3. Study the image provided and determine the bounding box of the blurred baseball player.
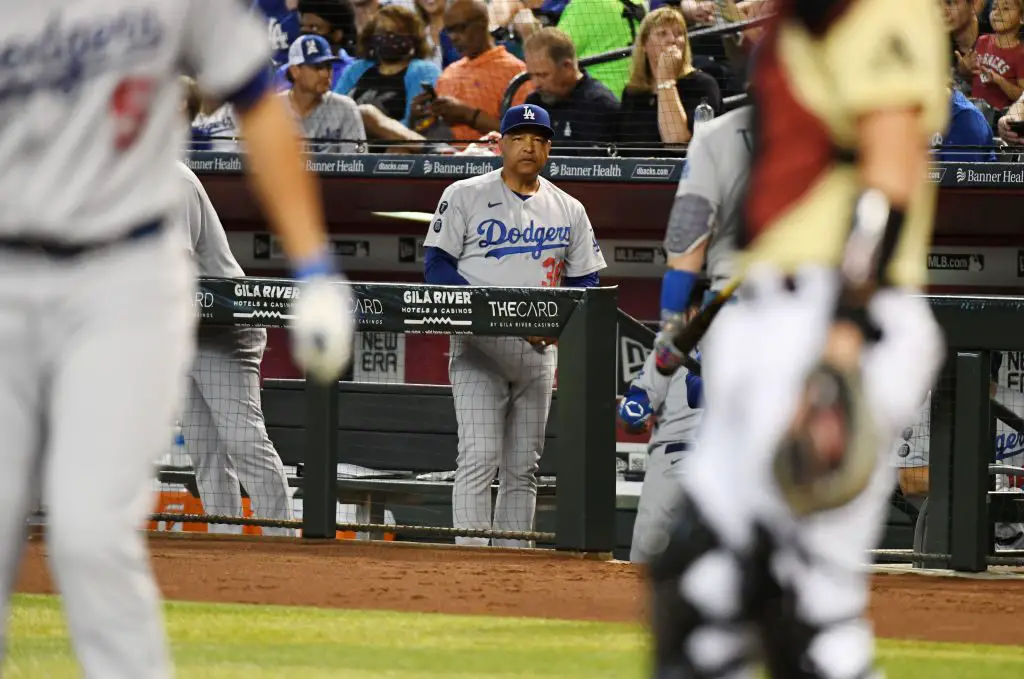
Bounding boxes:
[653,104,752,376]
[0,3,353,678]
[619,277,708,564]
[648,1,948,677]
[423,104,607,548]
[175,147,295,537]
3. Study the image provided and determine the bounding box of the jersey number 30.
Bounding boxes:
[541,257,565,287]
[110,78,156,152]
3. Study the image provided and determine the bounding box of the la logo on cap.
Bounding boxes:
[522,106,535,120]
[305,39,319,54]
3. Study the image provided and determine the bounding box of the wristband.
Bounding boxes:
[292,250,335,281]
[661,269,698,316]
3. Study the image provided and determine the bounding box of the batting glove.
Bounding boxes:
[289,255,355,384]
[617,387,654,435]
[654,314,686,376]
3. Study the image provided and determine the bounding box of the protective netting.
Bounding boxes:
[190,1,774,156]
[152,332,559,547]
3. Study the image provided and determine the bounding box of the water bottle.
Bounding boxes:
[171,421,187,467]
[694,98,715,128]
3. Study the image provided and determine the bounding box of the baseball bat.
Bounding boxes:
[669,277,741,357]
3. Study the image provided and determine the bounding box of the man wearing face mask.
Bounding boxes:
[333,4,441,129]
[523,27,620,156]
[281,35,367,153]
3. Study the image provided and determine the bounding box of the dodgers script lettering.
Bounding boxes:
[476,220,571,260]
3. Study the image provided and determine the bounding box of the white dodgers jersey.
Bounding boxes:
[423,170,607,287]
[0,0,272,243]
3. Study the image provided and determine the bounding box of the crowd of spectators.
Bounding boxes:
[185,1,1024,161]
[189,0,770,157]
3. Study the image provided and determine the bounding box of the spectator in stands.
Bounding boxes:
[253,0,304,67]
[410,0,531,142]
[522,28,619,154]
[935,86,998,162]
[416,0,457,68]
[191,99,242,152]
[333,4,441,128]
[996,92,1024,142]
[490,0,548,47]
[282,35,367,153]
[557,0,647,97]
[617,7,722,148]
[351,0,419,36]
[301,0,359,62]
[273,1,359,91]
[949,0,983,93]
[970,0,1024,111]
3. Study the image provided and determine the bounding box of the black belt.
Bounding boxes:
[655,441,692,455]
[0,219,163,259]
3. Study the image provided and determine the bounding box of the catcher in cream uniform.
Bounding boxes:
[422,104,606,548]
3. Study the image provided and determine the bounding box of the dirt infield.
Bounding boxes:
[14,533,1024,646]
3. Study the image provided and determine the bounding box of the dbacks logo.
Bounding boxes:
[476,219,570,260]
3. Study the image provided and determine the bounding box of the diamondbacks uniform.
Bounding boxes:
[628,349,703,563]
[176,162,294,537]
[0,2,272,678]
[280,91,367,154]
[651,2,950,678]
[424,169,606,547]
[664,105,752,295]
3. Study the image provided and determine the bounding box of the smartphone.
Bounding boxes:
[421,83,438,100]
[1009,120,1024,135]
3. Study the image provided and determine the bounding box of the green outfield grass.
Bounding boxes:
[5,594,1023,678]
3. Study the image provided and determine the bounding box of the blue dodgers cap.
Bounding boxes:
[287,35,340,69]
[500,104,554,139]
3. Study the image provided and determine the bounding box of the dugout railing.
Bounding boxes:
[155,277,619,554]
[156,279,1024,569]
[903,297,1024,572]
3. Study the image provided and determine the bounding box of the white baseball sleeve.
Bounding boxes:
[423,184,468,258]
[182,0,274,103]
[563,204,607,278]
[664,125,721,258]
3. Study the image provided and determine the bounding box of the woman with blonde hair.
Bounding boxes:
[617,7,722,149]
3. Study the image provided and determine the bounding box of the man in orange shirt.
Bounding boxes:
[410,0,531,141]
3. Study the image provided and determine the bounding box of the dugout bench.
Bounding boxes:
[163,278,620,553]
[158,380,644,554]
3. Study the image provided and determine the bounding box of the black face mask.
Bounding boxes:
[370,33,414,62]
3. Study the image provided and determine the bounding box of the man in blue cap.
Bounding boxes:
[279,34,366,153]
[421,103,607,548]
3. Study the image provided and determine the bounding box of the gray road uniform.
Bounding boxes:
[424,169,607,548]
[176,163,294,537]
[664,106,752,295]
[629,350,704,563]
[280,91,366,154]
[0,2,272,678]
[893,389,1024,550]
